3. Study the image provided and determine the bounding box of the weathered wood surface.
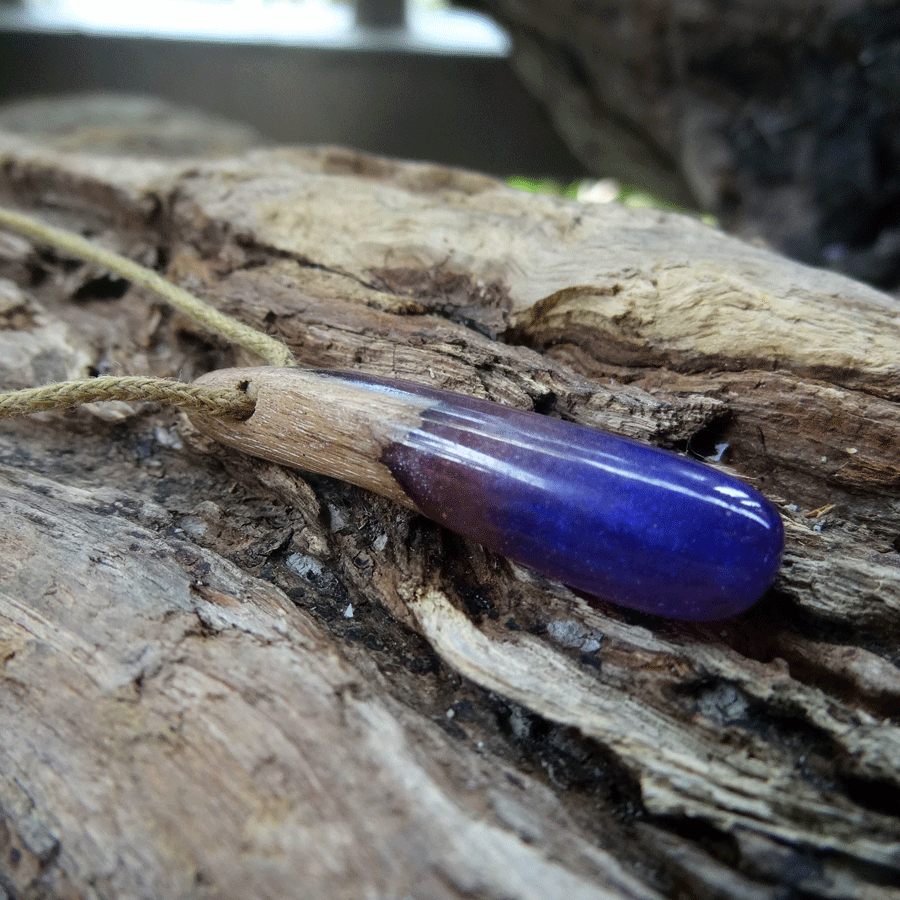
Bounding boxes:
[474,0,900,288]
[0,97,899,899]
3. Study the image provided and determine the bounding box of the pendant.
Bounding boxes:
[191,367,784,620]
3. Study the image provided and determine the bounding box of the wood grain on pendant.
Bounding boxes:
[191,367,784,621]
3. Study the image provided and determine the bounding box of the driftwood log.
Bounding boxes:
[0,96,899,899]
[472,0,900,288]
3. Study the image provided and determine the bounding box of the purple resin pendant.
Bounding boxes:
[192,367,784,620]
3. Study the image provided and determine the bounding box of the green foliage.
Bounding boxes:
[506,176,718,227]
[505,176,581,199]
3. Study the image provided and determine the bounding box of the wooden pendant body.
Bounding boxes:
[191,367,784,620]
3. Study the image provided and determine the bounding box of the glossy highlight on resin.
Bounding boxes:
[362,379,784,620]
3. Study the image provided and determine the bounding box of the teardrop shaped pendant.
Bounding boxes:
[191,367,784,620]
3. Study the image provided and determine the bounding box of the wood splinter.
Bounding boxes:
[191,366,785,620]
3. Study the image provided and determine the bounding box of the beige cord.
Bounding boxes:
[0,206,297,369]
[0,376,255,420]
[0,205,299,420]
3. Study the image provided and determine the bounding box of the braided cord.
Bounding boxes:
[0,204,304,420]
[0,376,255,420]
[0,205,297,369]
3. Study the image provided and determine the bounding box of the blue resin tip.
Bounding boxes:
[377,387,784,620]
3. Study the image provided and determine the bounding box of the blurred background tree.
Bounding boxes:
[467,0,900,288]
